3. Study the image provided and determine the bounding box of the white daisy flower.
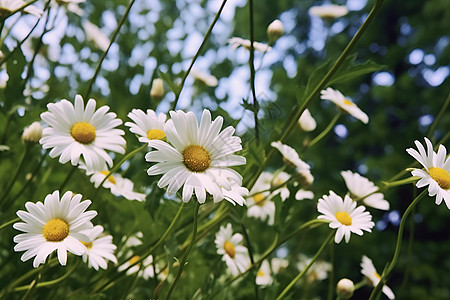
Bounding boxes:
[40,94,126,172]
[83,21,111,52]
[13,190,96,268]
[146,109,246,204]
[406,137,450,209]
[90,171,145,202]
[271,257,289,274]
[320,87,369,124]
[125,109,167,145]
[228,37,272,52]
[297,254,332,283]
[317,191,374,244]
[298,108,317,132]
[0,0,42,18]
[52,0,85,16]
[341,170,390,210]
[118,254,156,280]
[295,189,314,201]
[190,67,218,87]
[247,173,275,225]
[81,225,117,270]
[361,256,395,299]
[308,4,348,19]
[270,171,291,201]
[256,260,273,286]
[215,223,250,276]
[222,181,248,206]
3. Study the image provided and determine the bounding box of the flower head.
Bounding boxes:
[22,121,42,144]
[336,278,355,299]
[0,0,42,18]
[40,94,126,172]
[320,87,368,124]
[256,260,273,286]
[222,181,248,206]
[81,225,117,270]
[215,223,250,276]
[361,256,395,299]
[317,191,374,243]
[271,141,311,172]
[53,0,86,16]
[297,254,332,283]
[13,190,96,268]
[247,172,276,225]
[228,37,272,52]
[125,109,167,145]
[146,109,246,204]
[406,137,450,208]
[341,170,389,210]
[308,4,348,19]
[118,254,156,280]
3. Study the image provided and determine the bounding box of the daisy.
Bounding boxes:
[40,94,126,172]
[270,171,291,201]
[146,109,246,204]
[298,108,317,132]
[317,191,374,244]
[308,4,348,19]
[297,254,332,283]
[81,225,117,270]
[222,181,248,206]
[256,260,273,286]
[228,37,272,52]
[118,254,156,280]
[341,170,390,210]
[89,170,146,201]
[320,87,369,124]
[215,223,250,276]
[361,256,395,299]
[13,190,96,268]
[0,0,42,18]
[406,137,450,209]
[125,109,167,145]
[190,67,218,87]
[247,173,275,225]
[271,257,289,274]
[295,189,314,201]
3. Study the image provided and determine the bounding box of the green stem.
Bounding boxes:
[328,242,335,300]
[307,112,341,148]
[368,189,427,300]
[0,146,29,205]
[170,0,228,110]
[276,232,334,300]
[248,0,259,141]
[0,217,19,231]
[92,144,146,199]
[245,0,385,191]
[165,202,200,299]
[57,165,77,192]
[240,221,259,300]
[84,0,136,99]
[427,92,450,139]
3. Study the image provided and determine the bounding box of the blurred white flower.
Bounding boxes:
[150,78,165,100]
[336,278,355,299]
[118,255,156,280]
[267,19,284,43]
[228,37,272,52]
[83,21,111,52]
[22,121,42,144]
[361,256,395,299]
[320,87,369,124]
[247,173,275,225]
[309,4,348,19]
[297,254,332,283]
[0,0,42,18]
[190,67,218,87]
[256,260,273,286]
[53,0,85,16]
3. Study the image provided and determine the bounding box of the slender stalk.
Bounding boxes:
[170,0,228,110]
[248,0,259,141]
[307,112,341,148]
[0,217,19,231]
[276,232,333,300]
[328,242,335,300]
[245,0,385,191]
[240,222,259,300]
[0,147,29,205]
[427,92,450,139]
[165,202,200,299]
[84,0,136,99]
[368,190,427,300]
[57,165,77,192]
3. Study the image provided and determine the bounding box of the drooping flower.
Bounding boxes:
[406,137,450,209]
[308,4,348,19]
[0,0,42,19]
[146,109,246,204]
[40,94,126,172]
[341,170,389,210]
[317,191,374,243]
[256,260,273,286]
[361,256,395,299]
[13,190,96,268]
[297,254,332,283]
[214,223,250,276]
[125,109,167,145]
[190,67,218,87]
[298,108,317,132]
[295,189,314,201]
[118,254,156,280]
[81,225,117,270]
[228,37,272,52]
[320,87,369,124]
[247,173,275,225]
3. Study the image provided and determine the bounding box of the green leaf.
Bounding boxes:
[4,47,26,112]
[329,54,384,85]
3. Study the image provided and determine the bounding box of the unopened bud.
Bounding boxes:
[336,278,354,299]
[150,78,164,101]
[22,122,42,144]
[298,108,316,131]
[267,19,284,43]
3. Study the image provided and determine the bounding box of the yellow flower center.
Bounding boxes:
[71,122,96,144]
[374,272,381,280]
[343,99,355,106]
[429,167,450,190]
[224,241,236,258]
[257,270,265,277]
[129,255,140,265]
[335,211,352,226]
[81,241,93,249]
[253,193,266,206]
[42,218,69,242]
[100,171,117,184]
[182,145,211,172]
[146,129,165,140]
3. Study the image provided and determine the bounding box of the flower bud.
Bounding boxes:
[150,78,164,101]
[298,108,317,131]
[22,122,42,144]
[267,19,284,43]
[336,278,355,299]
